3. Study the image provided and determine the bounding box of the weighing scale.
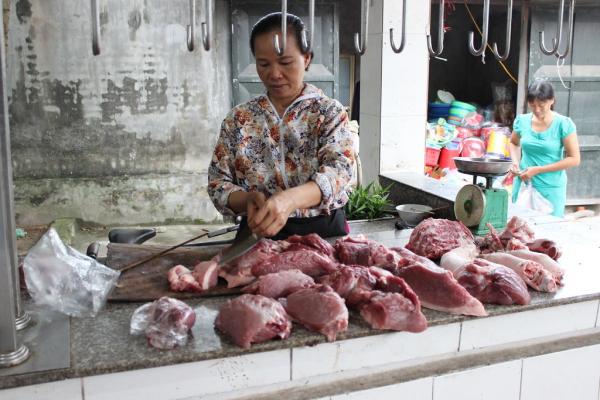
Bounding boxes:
[453,157,512,236]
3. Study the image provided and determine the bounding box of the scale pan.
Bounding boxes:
[453,157,512,175]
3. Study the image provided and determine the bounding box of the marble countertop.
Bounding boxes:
[2,217,600,390]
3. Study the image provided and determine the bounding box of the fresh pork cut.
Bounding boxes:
[282,285,348,341]
[500,216,535,243]
[526,239,562,260]
[406,219,475,260]
[251,250,339,277]
[318,265,377,306]
[287,233,336,259]
[192,257,219,291]
[508,249,564,284]
[335,235,400,268]
[215,294,292,349]
[242,269,315,298]
[480,252,557,292]
[359,290,427,332]
[168,265,203,292]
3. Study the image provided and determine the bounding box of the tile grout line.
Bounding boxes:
[518,359,524,400]
[290,349,293,382]
[81,377,85,400]
[457,322,463,352]
[595,300,600,328]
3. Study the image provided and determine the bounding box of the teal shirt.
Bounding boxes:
[511,112,577,216]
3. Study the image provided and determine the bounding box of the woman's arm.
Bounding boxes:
[508,131,521,175]
[519,133,580,180]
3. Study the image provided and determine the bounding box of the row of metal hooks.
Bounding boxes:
[90,0,215,56]
[354,0,575,61]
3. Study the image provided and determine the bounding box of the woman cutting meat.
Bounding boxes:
[208,12,355,239]
[509,80,580,217]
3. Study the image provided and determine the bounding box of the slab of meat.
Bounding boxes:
[282,285,348,341]
[219,239,290,288]
[526,239,562,260]
[287,233,336,259]
[405,219,474,260]
[191,257,219,291]
[168,265,203,292]
[506,238,528,251]
[242,269,315,298]
[480,252,557,292]
[390,247,487,316]
[251,250,339,278]
[441,248,530,305]
[215,294,291,349]
[500,216,535,244]
[508,249,564,284]
[335,235,400,268]
[319,265,378,306]
[359,290,427,333]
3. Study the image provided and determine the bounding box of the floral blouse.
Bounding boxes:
[208,83,355,218]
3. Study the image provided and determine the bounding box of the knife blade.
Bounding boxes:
[218,225,261,266]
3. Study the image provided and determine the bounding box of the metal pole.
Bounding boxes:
[0,6,30,368]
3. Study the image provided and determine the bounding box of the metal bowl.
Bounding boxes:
[453,157,512,175]
[395,204,433,227]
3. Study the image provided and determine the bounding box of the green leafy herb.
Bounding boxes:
[345,182,393,221]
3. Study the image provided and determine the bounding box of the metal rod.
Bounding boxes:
[491,0,513,61]
[354,0,369,55]
[555,0,575,60]
[91,0,101,55]
[468,0,490,56]
[273,0,287,56]
[201,0,213,51]
[389,0,406,53]
[187,0,196,51]
[427,0,445,57]
[0,9,30,368]
[300,0,315,53]
[539,0,565,55]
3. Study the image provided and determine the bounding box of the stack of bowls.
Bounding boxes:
[428,102,451,121]
[447,101,477,126]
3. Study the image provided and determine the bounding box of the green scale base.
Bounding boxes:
[472,188,509,236]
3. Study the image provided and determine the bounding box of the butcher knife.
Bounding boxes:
[218,224,261,266]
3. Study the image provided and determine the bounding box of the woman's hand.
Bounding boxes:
[246,191,267,223]
[248,191,296,237]
[519,166,541,181]
[509,162,521,176]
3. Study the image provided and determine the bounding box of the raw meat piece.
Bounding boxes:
[475,223,507,254]
[335,235,400,268]
[405,219,475,260]
[168,265,203,292]
[441,248,530,305]
[480,252,557,292]
[526,239,562,260]
[251,250,339,277]
[242,269,315,298]
[359,290,427,333]
[215,294,291,349]
[283,285,348,341]
[219,239,290,288]
[500,216,535,243]
[192,257,219,291]
[506,238,528,251]
[319,265,377,306]
[287,233,336,259]
[390,247,487,316]
[509,249,564,284]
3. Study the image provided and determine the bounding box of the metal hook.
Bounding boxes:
[427,0,445,57]
[300,0,315,53]
[187,0,196,51]
[555,0,575,60]
[91,0,101,55]
[201,0,213,51]
[273,0,287,56]
[389,0,406,53]
[468,0,490,56]
[354,0,369,55]
[539,0,565,55]
[491,0,513,61]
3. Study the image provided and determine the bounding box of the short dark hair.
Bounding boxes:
[250,12,313,59]
[527,80,555,103]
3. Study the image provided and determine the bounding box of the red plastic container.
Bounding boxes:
[461,137,486,158]
[425,146,441,166]
[439,146,461,169]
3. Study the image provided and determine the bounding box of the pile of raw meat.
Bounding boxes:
[165,218,564,349]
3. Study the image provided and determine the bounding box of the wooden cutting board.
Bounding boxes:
[106,243,241,302]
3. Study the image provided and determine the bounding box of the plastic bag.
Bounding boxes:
[515,182,554,215]
[130,297,196,350]
[23,228,120,317]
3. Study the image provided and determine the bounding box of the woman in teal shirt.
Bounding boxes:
[509,81,580,217]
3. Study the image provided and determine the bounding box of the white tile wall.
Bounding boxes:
[292,323,460,380]
[596,301,600,327]
[521,344,600,400]
[331,377,432,400]
[356,113,381,185]
[380,115,427,172]
[0,378,82,400]
[359,34,383,118]
[433,360,521,400]
[460,301,598,350]
[82,349,290,400]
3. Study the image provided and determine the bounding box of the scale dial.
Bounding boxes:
[454,184,486,227]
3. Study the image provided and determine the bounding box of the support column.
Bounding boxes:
[359,0,431,185]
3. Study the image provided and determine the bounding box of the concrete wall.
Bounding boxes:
[6,0,232,225]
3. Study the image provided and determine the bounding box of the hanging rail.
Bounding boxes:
[201,0,213,51]
[491,0,513,61]
[539,0,565,56]
[354,0,369,55]
[389,0,406,53]
[300,0,315,53]
[273,0,287,55]
[187,0,196,51]
[91,0,101,55]
[468,0,490,56]
[427,0,445,56]
[555,0,575,60]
